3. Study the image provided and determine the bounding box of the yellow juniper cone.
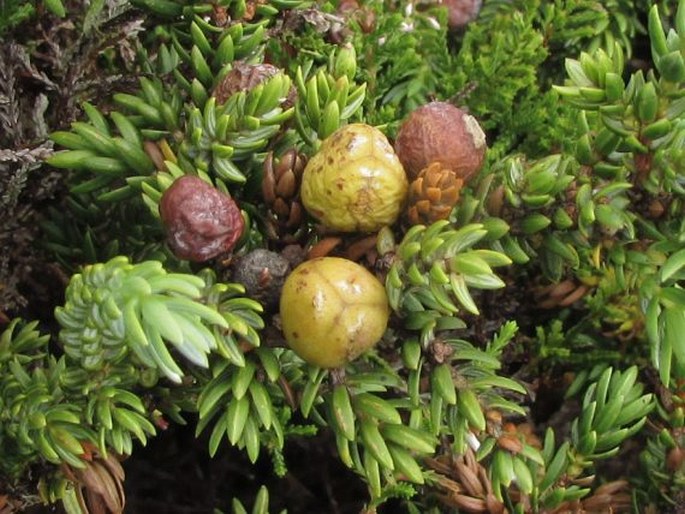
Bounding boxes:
[279,257,390,368]
[301,124,409,232]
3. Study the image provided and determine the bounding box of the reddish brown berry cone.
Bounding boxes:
[406,162,463,225]
[395,101,487,182]
[159,175,245,262]
[262,149,308,241]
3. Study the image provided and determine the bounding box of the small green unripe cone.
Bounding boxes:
[553,207,574,230]
[642,118,672,140]
[635,82,658,124]
[482,217,511,240]
[520,213,552,234]
[658,51,685,83]
[333,43,357,81]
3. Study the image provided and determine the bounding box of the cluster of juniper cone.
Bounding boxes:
[261,151,466,258]
[260,147,468,246]
[261,149,308,242]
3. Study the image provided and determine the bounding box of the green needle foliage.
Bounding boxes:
[227,485,286,514]
[3,0,685,512]
[0,1,34,35]
[0,0,67,35]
